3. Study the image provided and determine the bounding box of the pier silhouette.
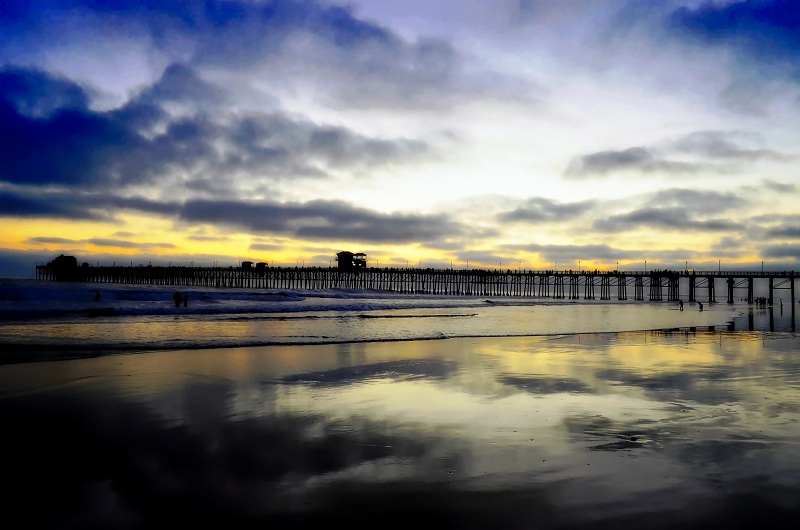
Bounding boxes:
[35,263,796,307]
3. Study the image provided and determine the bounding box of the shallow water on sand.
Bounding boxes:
[2,331,799,528]
[0,295,765,363]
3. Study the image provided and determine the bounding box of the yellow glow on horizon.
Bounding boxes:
[1,218,123,249]
[1,211,760,271]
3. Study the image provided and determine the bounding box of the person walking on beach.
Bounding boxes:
[679,300,684,311]
[183,292,189,307]
[698,301,703,311]
[174,291,181,307]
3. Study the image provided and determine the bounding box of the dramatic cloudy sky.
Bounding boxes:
[2,0,799,276]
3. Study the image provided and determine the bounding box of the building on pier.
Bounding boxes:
[50,255,78,269]
[336,251,367,271]
[43,254,85,281]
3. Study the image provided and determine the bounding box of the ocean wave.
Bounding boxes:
[0,278,566,321]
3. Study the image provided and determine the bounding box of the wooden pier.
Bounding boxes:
[35,265,797,305]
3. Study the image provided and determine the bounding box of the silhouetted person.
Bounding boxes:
[94,290,100,302]
[679,300,683,311]
[174,291,181,307]
[183,293,188,307]
[698,301,703,311]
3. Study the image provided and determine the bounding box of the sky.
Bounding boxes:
[1,0,800,277]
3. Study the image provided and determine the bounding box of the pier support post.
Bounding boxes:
[584,275,595,299]
[747,277,754,304]
[791,273,796,332]
[668,276,679,301]
[539,275,550,297]
[635,277,644,301]
[727,277,734,304]
[554,275,564,299]
[649,275,662,301]
[688,275,695,302]
[769,277,774,306]
[707,276,715,303]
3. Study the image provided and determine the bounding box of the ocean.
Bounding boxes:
[1,278,799,528]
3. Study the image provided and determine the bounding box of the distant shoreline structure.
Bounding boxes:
[35,255,797,304]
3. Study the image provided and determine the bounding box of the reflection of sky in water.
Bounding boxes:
[731,306,798,333]
[1,331,799,527]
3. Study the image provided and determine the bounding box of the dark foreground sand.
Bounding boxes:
[2,332,799,528]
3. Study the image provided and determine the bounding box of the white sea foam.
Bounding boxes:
[0,278,575,320]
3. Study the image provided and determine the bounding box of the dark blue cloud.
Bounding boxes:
[0,186,464,244]
[496,198,595,224]
[565,129,790,179]
[0,1,471,109]
[0,66,88,118]
[0,1,395,57]
[0,189,179,220]
[181,198,465,243]
[762,244,800,260]
[25,236,176,250]
[0,63,428,192]
[0,1,197,27]
[87,238,176,249]
[74,0,198,21]
[316,3,394,47]
[564,147,701,178]
[130,63,223,107]
[501,243,627,263]
[646,188,746,215]
[0,190,102,219]
[593,207,745,234]
[763,226,800,239]
[0,103,149,188]
[0,67,153,188]
[669,131,787,161]
[667,1,800,67]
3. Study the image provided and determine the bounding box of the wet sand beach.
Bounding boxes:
[2,331,799,528]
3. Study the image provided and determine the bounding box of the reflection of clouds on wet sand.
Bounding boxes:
[275,358,458,386]
[2,387,473,527]
[1,332,799,527]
